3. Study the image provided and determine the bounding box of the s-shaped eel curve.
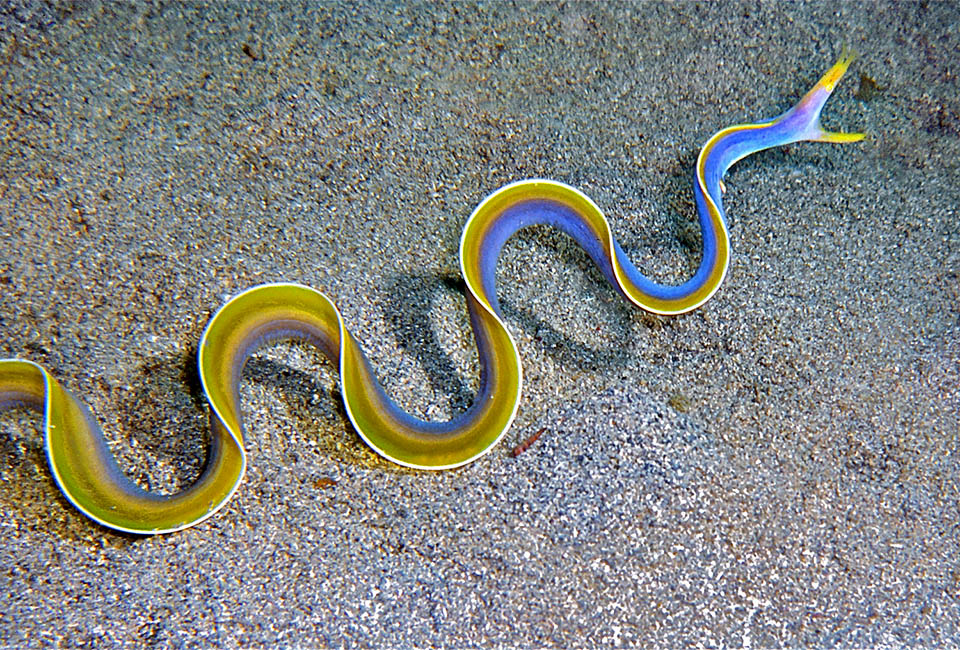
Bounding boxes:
[0,49,864,533]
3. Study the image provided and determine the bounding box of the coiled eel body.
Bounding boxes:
[0,50,864,533]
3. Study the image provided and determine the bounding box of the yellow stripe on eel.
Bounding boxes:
[0,49,865,533]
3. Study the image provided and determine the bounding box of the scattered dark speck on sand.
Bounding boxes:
[855,73,883,101]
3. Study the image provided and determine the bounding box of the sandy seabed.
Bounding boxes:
[1,1,957,647]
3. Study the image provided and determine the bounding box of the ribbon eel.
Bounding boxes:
[0,50,864,533]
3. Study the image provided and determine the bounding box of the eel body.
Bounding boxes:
[0,50,864,533]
